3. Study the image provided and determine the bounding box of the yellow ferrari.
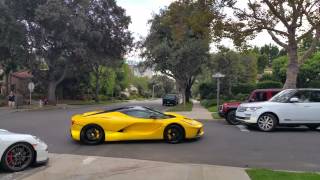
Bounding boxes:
[70,106,204,144]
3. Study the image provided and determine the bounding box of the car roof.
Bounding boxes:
[105,106,149,112]
[287,88,320,91]
[253,89,282,92]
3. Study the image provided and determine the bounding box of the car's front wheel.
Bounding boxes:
[225,110,240,125]
[164,125,184,144]
[80,125,104,145]
[1,143,35,172]
[257,113,277,132]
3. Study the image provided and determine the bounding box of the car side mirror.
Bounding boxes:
[289,97,299,103]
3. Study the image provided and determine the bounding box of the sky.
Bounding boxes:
[116,0,276,60]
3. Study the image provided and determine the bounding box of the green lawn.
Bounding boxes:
[204,105,222,120]
[167,102,193,112]
[246,169,320,180]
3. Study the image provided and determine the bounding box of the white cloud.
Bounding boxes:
[117,0,278,59]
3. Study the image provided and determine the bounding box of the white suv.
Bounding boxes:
[236,89,320,132]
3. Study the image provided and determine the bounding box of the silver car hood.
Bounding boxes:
[0,129,27,136]
[240,101,275,107]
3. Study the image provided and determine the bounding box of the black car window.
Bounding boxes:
[271,91,280,97]
[292,91,311,103]
[255,92,268,102]
[123,110,154,119]
[270,89,297,103]
[122,108,174,119]
[309,91,320,102]
[164,94,176,99]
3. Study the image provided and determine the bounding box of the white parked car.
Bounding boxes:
[0,129,48,172]
[236,89,320,132]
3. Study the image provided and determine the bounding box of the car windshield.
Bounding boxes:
[144,107,174,119]
[164,94,176,99]
[269,89,297,103]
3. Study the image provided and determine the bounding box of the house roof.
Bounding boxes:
[11,71,33,79]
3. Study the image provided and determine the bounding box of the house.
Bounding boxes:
[0,70,33,98]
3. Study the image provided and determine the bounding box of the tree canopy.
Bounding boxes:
[142,0,218,102]
[221,0,320,88]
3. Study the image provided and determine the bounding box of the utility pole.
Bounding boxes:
[212,73,225,111]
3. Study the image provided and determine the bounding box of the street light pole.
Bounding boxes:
[217,78,220,111]
[212,73,225,111]
[152,84,158,99]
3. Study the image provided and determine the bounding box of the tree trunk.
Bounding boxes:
[283,42,299,89]
[185,85,191,103]
[48,81,57,105]
[4,73,9,95]
[94,72,100,103]
[47,67,67,105]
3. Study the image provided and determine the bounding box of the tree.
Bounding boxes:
[223,0,320,88]
[32,0,88,104]
[142,0,217,103]
[150,75,175,97]
[81,0,132,102]
[0,1,27,94]
[272,52,320,88]
[260,44,280,64]
[212,48,241,96]
[257,54,268,73]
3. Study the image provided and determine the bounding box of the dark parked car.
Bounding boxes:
[219,89,281,125]
[162,94,179,106]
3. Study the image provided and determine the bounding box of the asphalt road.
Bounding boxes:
[1,99,320,172]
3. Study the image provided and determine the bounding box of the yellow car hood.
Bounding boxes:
[164,112,202,127]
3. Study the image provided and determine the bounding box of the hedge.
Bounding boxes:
[256,80,283,89]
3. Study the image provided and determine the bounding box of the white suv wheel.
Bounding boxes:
[258,114,277,132]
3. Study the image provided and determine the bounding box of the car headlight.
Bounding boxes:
[33,136,43,143]
[245,107,262,112]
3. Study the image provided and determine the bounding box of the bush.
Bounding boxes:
[256,80,283,89]
[200,99,217,108]
[199,82,216,99]
[233,93,249,101]
[98,95,112,101]
[232,83,256,95]
[259,73,275,81]
[308,80,320,88]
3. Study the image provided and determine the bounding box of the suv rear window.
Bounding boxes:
[255,92,268,102]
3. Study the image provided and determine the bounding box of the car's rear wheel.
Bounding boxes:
[257,113,277,132]
[1,143,34,172]
[164,125,184,144]
[225,110,240,125]
[307,125,319,130]
[80,125,104,145]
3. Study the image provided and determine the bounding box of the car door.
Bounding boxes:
[278,90,313,123]
[307,90,320,122]
[122,110,164,139]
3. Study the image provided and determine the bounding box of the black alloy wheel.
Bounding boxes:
[81,125,104,145]
[225,110,241,125]
[164,125,184,144]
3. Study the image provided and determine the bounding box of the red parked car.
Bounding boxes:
[219,89,282,125]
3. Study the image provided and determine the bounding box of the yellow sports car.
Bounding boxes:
[70,106,204,144]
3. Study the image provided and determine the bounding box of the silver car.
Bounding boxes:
[0,129,48,172]
[236,89,320,132]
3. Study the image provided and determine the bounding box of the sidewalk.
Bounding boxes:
[174,100,213,120]
[22,154,250,180]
